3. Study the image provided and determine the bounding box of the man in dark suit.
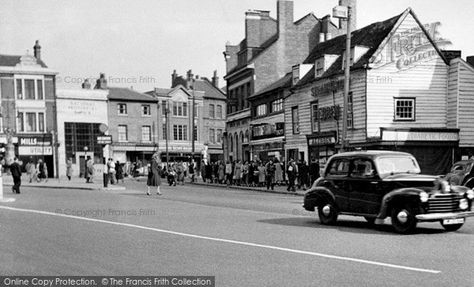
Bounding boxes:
[9,157,22,194]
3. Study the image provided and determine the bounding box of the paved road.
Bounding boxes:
[0,182,473,287]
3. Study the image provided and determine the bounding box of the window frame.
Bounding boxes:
[141,104,151,117]
[256,103,267,117]
[271,98,283,114]
[394,97,416,121]
[291,106,300,135]
[209,104,215,119]
[118,125,128,142]
[117,103,128,115]
[16,111,45,133]
[14,76,45,101]
[141,125,151,142]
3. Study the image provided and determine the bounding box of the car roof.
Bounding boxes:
[329,150,413,160]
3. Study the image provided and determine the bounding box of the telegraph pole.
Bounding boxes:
[333,4,352,152]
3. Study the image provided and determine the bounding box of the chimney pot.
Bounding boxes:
[33,40,41,61]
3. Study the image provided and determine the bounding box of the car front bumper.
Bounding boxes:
[416,211,474,221]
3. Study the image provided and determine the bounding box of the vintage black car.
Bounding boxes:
[445,160,474,187]
[303,151,474,233]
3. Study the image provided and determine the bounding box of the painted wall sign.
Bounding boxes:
[371,21,451,70]
[317,105,341,121]
[19,146,53,155]
[311,79,344,96]
[382,130,458,142]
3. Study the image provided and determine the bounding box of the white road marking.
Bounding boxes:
[0,205,441,274]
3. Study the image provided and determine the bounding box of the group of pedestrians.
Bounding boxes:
[196,158,320,192]
[1,156,50,194]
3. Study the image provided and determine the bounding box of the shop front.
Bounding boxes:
[359,128,459,175]
[250,138,285,162]
[307,131,337,169]
[16,134,54,177]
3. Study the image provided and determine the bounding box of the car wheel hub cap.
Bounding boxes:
[397,210,408,223]
[322,205,331,216]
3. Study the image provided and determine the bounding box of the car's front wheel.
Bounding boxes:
[317,203,338,225]
[440,221,464,232]
[391,205,417,234]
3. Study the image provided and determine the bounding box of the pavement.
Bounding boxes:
[1,174,126,191]
[1,172,308,196]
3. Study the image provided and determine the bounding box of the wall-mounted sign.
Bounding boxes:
[317,105,340,121]
[19,136,52,146]
[311,79,344,96]
[97,135,112,145]
[382,130,458,142]
[19,146,53,155]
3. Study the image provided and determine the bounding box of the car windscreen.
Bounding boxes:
[375,156,421,177]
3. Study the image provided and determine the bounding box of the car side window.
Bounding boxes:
[351,158,376,178]
[327,159,350,177]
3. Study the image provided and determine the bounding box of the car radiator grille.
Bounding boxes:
[427,193,462,213]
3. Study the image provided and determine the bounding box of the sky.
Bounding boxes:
[1,0,473,92]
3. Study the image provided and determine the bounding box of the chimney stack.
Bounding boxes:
[212,70,219,88]
[94,73,107,89]
[33,40,41,61]
[467,56,474,68]
[277,0,294,35]
[171,69,177,85]
[82,79,91,89]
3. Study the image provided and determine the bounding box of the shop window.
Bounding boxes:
[118,125,128,142]
[292,106,299,134]
[394,98,415,121]
[117,104,127,115]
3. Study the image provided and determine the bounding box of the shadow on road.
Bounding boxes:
[257,217,450,236]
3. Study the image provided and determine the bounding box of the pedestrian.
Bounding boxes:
[147,153,162,196]
[233,160,242,186]
[225,160,233,186]
[167,163,177,186]
[258,162,266,187]
[116,161,124,183]
[242,161,249,186]
[299,160,310,190]
[36,159,47,182]
[8,157,22,194]
[107,158,116,184]
[309,158,320,185]
[66,158,73,181]
[274,159,283,185]
[212,161,219,183]
[188,159,195,183]
[287,160,297,192]
[218,160,225,184]
[176,161,185,185]
[25,158,37,183]
[85,156,94,183]
[205,161,213,183]
[265,159,276,190]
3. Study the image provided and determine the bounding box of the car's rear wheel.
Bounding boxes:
[440,221,464,232]
[317,203,338,225]
[391,205,417,234]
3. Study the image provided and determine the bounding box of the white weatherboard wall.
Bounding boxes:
[448,59,474,147]
[366,13,449,138]
[56,89,109,177]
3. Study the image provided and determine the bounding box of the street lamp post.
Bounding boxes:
[333,4,352,152]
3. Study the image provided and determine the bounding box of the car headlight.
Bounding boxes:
[419,191,429,203]
[467,189,474,200]
[459,198,469,210]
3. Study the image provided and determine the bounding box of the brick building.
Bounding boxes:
[145,70,226,163]
[0,41,58,177]
[223,0,355,162]
[93,74,159,164]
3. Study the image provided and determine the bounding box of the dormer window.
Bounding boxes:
[342,46,370,69]
[315,55,338,79]
[316,60,324,77]
[293,64,313,85]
